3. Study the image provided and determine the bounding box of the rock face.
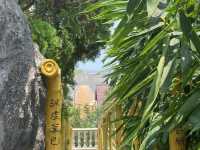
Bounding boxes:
[0,1,46,150]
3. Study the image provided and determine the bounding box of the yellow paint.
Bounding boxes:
[61,117,65,150]
[108,113,112,150]
[69,127,73,150]
[169,128,186,150]
[97,128,101,150]
[115,104,123,150]
[98,127,104,150]
[40,59,63,150]
[102,117,109,150]
[132,138,140,150]
[62,116,72,150]
[65,118,72,150]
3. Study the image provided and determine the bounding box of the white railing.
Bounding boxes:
[72,128,98,150]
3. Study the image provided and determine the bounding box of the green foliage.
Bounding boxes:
[80,109,99,128]
[31,19,62,55]
[63,104,100,128]
[67,105,82,127]
[19,0,111,97]
[86,0,200,149]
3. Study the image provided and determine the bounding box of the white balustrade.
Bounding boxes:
[72,128,98,150]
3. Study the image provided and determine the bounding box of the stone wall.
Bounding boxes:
[0,1,45,149]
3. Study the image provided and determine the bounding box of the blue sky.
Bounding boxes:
[77,52,105,72]
[77,22,118,72]
[77,57,103,71]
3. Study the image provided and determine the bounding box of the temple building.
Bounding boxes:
[74,85,96,118]
[95,84,109,105]
[73,70,109,118]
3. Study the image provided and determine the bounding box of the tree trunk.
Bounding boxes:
[0,1,46,150]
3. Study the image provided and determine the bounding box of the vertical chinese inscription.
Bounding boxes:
[40,60,63,150]
[46,88,62,150]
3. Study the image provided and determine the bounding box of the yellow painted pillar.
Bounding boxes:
[40,59,63,150]
[132,138,140,150]
[62,116,66,150]
[97,128,101,150]
[108,113,112,150]
[65,119,72,150]
[98,126,103,150]
[115,104,123,150]
[69,127,73,150]
[102,117,109,150]
[169,128,186,150]
[62,116,72,150]
[110,111,116,149]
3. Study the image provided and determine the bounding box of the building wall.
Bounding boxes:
[95,84,109,105]
[74,85,96,118]
[73,71,109,119]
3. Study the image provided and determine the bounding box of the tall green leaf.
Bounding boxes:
[179,11,200,55]
[169,89,200,130]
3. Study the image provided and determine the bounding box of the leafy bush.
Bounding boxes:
[86,0,200,149]
[31,19,62,55]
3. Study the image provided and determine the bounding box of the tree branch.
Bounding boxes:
[22,0,35,11]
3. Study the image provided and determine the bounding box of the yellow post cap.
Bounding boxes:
[40,59,59,77]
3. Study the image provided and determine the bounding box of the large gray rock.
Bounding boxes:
[0,1,46,150]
